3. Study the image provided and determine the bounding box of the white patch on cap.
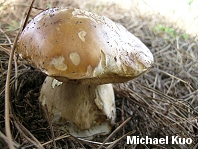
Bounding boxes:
[56,27,60,31]
[69,52,81,66]
[86,65,93,76]
[78,30,86,42]
[50,56,67,71]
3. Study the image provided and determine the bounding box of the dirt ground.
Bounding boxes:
[0,0,198,148]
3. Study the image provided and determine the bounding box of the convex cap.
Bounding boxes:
[17,7,154,84]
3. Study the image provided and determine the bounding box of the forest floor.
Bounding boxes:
[0,0,198,148]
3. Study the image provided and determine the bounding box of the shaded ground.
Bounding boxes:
[0,0,198,148]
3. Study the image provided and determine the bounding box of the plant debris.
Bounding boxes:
[0,0,198,148]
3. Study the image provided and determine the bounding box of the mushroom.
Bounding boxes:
[40,77,115,139]
[17,7,154,139]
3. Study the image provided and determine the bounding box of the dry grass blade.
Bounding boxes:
[13,118,44,149]
[193,143,198,149]
[0,131,20,148]
[156,69,193,89]
[43,105,56,148]
[0,0,198,148]
[4,0,35,148]
[76,138,112,146]
[106,130,136,149]
[4,16,22,149]
[41,134,70,146]
[113,78,197,148]
[98,117,131,149]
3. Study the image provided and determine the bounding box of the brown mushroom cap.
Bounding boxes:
[17,7,154,84]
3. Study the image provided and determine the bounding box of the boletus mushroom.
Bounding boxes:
[17,7,154,139]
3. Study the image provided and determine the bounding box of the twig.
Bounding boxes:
[0,28,18,96]
[106,130,136,149]
[77,138,112,145]
[0,131,20,148]
[13,119,44,149]
[69,136,87,149]
[0,45,11,55]
[97,117,131,149]
[156,69,193,89]
[4,21,21,149]
[42,134,70,146]
[193,142,198,149]
[43,105,57,148]
[0,29,12,44]
[4,0,35,148]
[22,0,35,31]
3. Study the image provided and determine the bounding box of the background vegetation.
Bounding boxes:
[0,0,198,148]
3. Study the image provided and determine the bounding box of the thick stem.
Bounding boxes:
[39,77,116,138]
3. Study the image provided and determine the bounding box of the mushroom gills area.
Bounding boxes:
[39,77,116,138]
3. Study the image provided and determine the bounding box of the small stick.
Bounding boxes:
[98,117,131,149]
[14,121,40,148]
[4,0,35,148]
[43,105,57,148]
[42,134,70,146]
[0,131,20,148]
[4,22,22,149]
[13,118,44,149]
[106,130,136,149]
